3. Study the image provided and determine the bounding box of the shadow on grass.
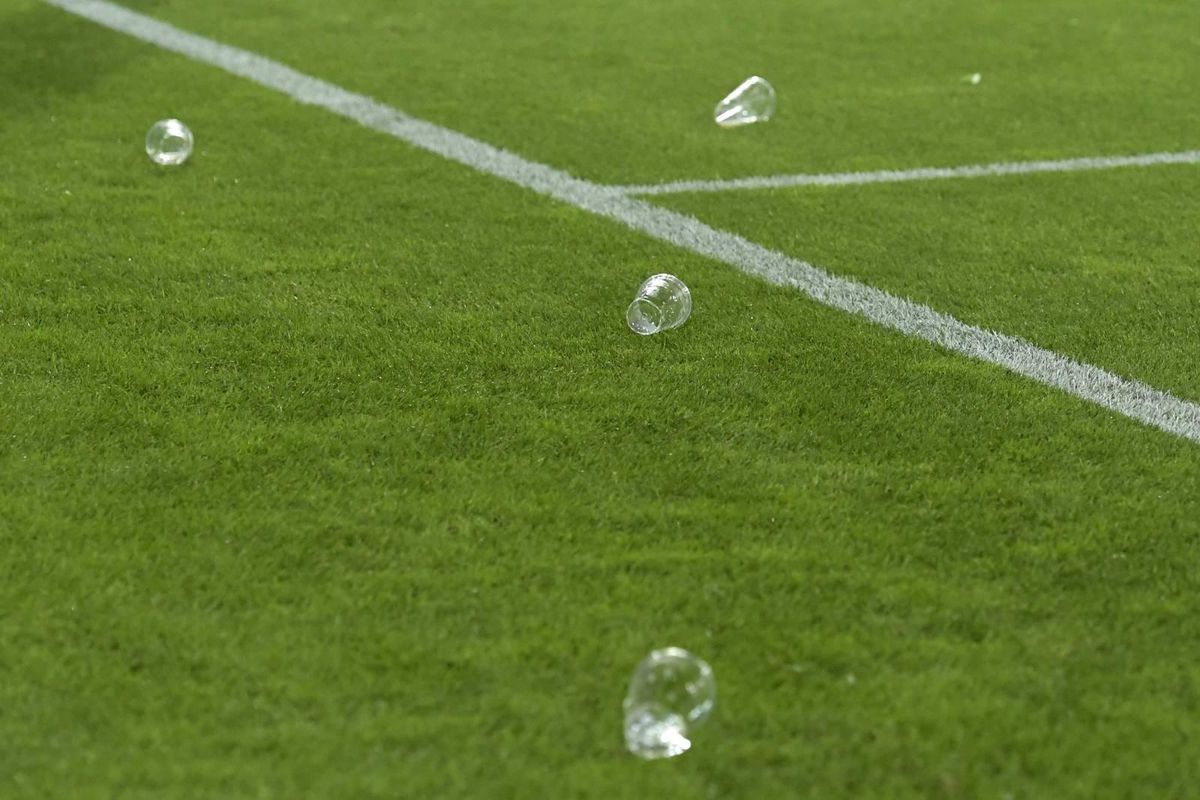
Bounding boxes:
[0,0,167,114]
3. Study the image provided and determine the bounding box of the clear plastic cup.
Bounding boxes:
[714,76,777,127]
[623,647,716,759]
[626,274,692,335]
[145,119,194,166]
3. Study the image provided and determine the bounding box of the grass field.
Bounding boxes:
[3,0,1200,797]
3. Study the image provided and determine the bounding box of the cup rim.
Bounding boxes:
[626,297,664,335]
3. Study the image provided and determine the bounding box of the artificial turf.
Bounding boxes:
[3,0,1200,797]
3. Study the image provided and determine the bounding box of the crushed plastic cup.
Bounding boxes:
[145,119,194,166]
[714,76,776,128]
[623,647,716,760]
[626,274,692,335]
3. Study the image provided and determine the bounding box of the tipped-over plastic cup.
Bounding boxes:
[626,274,692,335]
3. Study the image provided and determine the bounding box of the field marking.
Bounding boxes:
[614,150,1200,196]
[42,0,1200,445]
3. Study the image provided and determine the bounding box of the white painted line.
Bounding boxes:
[615,150,1200,196]
[41,0,1200,444]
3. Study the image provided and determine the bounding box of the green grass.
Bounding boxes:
[155,0,1200,182]
[3,0,1200,797]
[659,165,1200,399]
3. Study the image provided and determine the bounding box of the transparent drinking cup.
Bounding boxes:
[626,274,692,335]
[623,647,717,760]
